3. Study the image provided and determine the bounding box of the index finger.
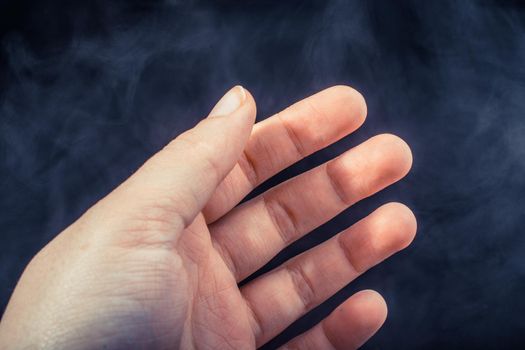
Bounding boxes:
[203,85,367,223]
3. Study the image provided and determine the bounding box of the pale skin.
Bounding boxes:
[0,85,416,349]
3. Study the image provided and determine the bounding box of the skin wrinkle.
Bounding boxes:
[238,149,259,189]
[255,127,286,178]
[303,98,330,146]
[275,111,307,159]
[240,202,415,346]
[320,311,341,350]
[211,238,239,281]
[4,0,519,347]
[209,133,413,289]
[194,285,250,350]
[337,231,365,275]
[170,132,223,191]
[284,262,317,312]
[115,206,181,249]
[324,161,353,206]
[0,86,413,349]
[243,294,264,344]
[262,194,301,246]
[285,324,337,350]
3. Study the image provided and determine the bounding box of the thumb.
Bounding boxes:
[113,85,256,233]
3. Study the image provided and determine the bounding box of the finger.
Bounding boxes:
[210,134,412,281]
[241,203,417,346]
[280,290,387,350]
[109,86,256,236]
[203,85,367,223]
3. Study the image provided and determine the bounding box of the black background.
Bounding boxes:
[1,0,525,349]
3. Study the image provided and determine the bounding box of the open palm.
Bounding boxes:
[0,86,416,349]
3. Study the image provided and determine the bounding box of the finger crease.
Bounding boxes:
[238,149,259,188]
[325,162,352,206]
[212,239,240,280]
[337,233,363,274]
[321,319,340,350]
[243,295,264,341]
[276,112,307,158]
[263,195,300,246]
[286,263,316,311]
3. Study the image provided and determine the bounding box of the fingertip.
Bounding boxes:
[377,202,418,249]
[372,133,413,181]
[324,290,388,349]
[349,289,388,328]
[337,202,417,275]
[208,85,256,125]
[384,133,413,173]
[326,133,413,205]
[205,85,256,141]
[328,85,368,128]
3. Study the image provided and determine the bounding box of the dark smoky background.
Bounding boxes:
[1,0,524,348]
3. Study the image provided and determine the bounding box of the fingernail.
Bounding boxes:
[209,85,246,118]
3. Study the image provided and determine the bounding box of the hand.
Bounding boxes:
[0,86,416,349]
